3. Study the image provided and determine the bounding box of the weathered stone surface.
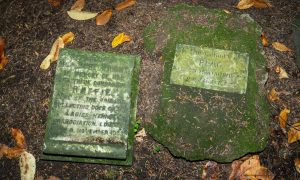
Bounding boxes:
[144,4,269,162]
[42,48,140,165]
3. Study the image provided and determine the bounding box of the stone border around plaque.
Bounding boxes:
[41,48,141,165]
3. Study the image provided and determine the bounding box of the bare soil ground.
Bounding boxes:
[0,0,299,179]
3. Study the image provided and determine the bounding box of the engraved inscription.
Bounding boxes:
[170,44,249,94]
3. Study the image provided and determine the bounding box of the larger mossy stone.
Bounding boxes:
[41,48,140,165]
[143,4,269,162]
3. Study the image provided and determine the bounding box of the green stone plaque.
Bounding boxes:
[41,48,140,165]
[170,44,249,94]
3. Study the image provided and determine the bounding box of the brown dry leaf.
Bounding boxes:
[0,37,8,71]
[267,88,279,102]
[253,0,273,8]
[275,66,289,79]
[229,160,243,180]
[240,155,261,176]
[295,158,300,173]
[5,147,25,159]
[48,0,64,8]
[288,122,300,144]
[115,0,136,11]
[272,42,292,52]
[202,161,219,180]
[47,176,61,180]
[96,9,113,26]
[112,33,131,48]
[40,37,64,70]
[61,32,75,45]
[236,0,254,10]
[0,144,9,159]
[260,33,269,47]
[11,128,26,149]
[135,128,147,142]
[279,108,290,129]
[70,0,85,11]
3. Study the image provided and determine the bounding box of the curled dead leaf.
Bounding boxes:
[40,37,64,70]
[70,0,85,11]
[295,158,300,173]
[48,0,64,8]
[61,32,75,45]
[47,176,61,180]
[253,0,273,8]
[5,147,25,159]
[115,0,136,11]
[0,37,8,71]
[20,151,36,180]
[236,0,254,10]
[260,32,269,47]
[0,144,9,159]
[223,9,232,14]
[67,10,98,20]
[11,128,26,149]
[96,9,113,26]
[112,33,131,48]
[267,88,279,102]
[229,160,243,180]
[279,108,290,129]
[275,66,289,79]
[135,128,146,142]
[288,122,300,144]
[272,42,292,52]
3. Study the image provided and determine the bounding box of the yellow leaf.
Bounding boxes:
[279,108,290,129]
[236,0,254,10]
[267,88,279,102]
[295,158,300,173]
[135,128,147,142]
[40,37,64,70]
[260,32,268,47]
[11,128,26,149]
[96,9,113,26]
[40,55,52,70]
[272,42,292,52]
[223,9,232,14]
[253,0,273,8]
[288,122,300,144]
[70,0,85,11]
[115,0,136,11]
[61,32,75,45]
[67,10,98,20]
[112,33,131,48]
[275,66,289,79]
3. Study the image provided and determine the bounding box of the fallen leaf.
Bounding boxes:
[96,9,113,25]
[229,160,243,180]
[40,55,52,70]
[279,108,290,129]
[48,0,64,8]
[0,37,8,71]
[11,128,26,149]
[20,151,36,180]
[115,0,136,11]
[223,9,232,14]
[267,88,279,102]
[70,0,85,11]
[52,37,64,62]
[202,161,219,180]
[275,66,289,79]
[272,42,292,52]
[112,33,131,48]
[253,0,273,8]
[40,37,64,70]
[240,155,274,180]
[260,32,269,47]
[288,122,300,144]
[135,128,146,142]
[5,147,25,159]
[236,0,254,10]
[67,10,98,20]
[61,32,75,45]
[0,144,9,159]
[295,158,300,173]
[47,176,61,180]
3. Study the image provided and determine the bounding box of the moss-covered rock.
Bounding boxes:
[144,3,269,162]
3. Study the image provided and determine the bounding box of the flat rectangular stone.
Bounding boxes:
[170,44,249,94]
[42,48,140,165]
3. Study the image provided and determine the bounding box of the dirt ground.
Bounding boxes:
[0,0,299,179]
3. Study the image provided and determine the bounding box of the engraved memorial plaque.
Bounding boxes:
[42,49,140,165]
[170,44,249,94]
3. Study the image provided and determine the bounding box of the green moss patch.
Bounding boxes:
[143,3,269,162]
